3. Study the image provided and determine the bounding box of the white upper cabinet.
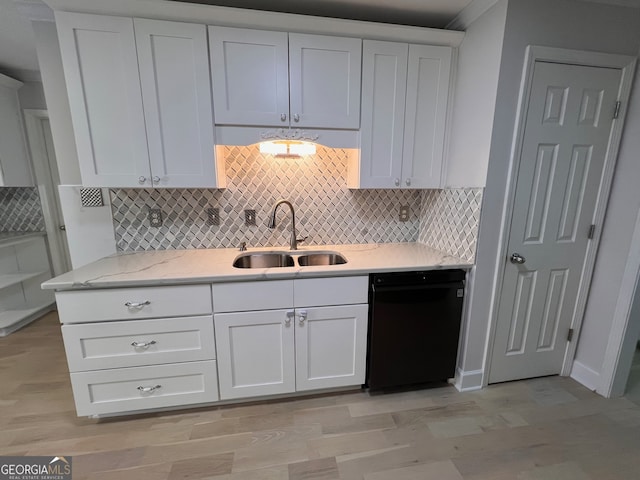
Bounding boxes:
[352,40,452,189]
[0,75,33,187]
[288,34,362,129]
[209,27,289,127]
[209,26,362,129]
[134,19,219,188]
[56,12,223,188]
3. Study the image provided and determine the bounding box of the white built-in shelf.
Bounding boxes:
[0,302,56,336]
[0,271,49,291]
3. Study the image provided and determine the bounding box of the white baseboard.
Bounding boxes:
[454,368,484,392]
[570,360,600,392]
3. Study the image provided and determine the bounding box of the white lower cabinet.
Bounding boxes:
[70,360,219,416]
[213,277,369,400]
[295,304,368,392]
[57,284,219,417]
[215,309,295,400]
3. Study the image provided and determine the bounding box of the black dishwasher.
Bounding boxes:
[367,269,465,390]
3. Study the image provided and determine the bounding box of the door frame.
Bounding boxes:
[23,109,72,276]
[483,46,637,386]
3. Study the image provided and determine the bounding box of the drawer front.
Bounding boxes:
[212,280,293,313]
[62,316,215,372]
[294,276,368,307]
[56,285,212,323]
[70,360,219,416]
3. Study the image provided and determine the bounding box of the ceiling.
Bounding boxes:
[3,0,640,83]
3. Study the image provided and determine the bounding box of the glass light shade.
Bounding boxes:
[258,140,316,157]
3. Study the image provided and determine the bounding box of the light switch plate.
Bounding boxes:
[399,205,410,222]
[148,208,163,227]
[245,209,256,226]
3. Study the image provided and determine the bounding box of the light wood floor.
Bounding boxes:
[2,312,640,480]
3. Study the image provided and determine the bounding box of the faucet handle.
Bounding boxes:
[239,241,247,251]
[296,236,308,245]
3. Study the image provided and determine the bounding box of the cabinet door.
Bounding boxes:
[295,304,368,391]
[56,12,151,188]
[135,19,219,188]
[289,34,362,129]
[214,309,295,400]
[209,27,289,127]
[0,77,32,186]
[401,45,452,189]
[356,41,408,189]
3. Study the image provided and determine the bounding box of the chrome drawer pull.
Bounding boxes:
[125,301,151,308]
[131,340,156,348]
[137,385,161,393]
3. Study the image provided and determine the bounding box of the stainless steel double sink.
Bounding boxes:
[233,251,347,269]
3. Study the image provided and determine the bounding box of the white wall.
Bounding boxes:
[32,20,116,268]
[458,0,640,389]
[31,21,80,185]
[445,0,507,188]
[18,81,47,110]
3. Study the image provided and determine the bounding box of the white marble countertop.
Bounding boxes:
[42,243,473,290]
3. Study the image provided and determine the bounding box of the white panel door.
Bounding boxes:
[135,19,218,188]
[490,62,623,383]
[289,33,362,129]
[214,309,295,399]
[209,27,289,127]
[295,304,368,391]
[401,45,452,189]
[56,12,150,188]
[358,40,408,188]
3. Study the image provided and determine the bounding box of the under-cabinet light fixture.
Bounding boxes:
[259,140,316,157]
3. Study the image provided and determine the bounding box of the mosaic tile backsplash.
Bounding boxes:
[0,187,45,232]
[111,146,421,251]
[419,188,483,263]
[109,145,483,261]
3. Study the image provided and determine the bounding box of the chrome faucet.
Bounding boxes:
[268,199,304,250]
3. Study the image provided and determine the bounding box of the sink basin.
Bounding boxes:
[297,252,347,266]
[233,252,294,268]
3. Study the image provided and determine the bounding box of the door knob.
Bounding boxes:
[510,253,526,265]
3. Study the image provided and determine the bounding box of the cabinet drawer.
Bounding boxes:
[294,276,367,307]
[62,316,215,372]
[70,360,219,416]
[56,285,212,323]
[212,280,293,313]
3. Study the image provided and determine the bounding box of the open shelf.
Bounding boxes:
[0,302,56,336]
[0,271,49,290]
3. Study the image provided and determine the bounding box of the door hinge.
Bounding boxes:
[613,101,622,119]
[567,328,574,342]
[588,224,596,239]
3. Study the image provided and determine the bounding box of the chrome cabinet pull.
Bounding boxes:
[405,178,411,186]
[293,113,300,123]
[152,176,161,183]
[137,385,161,393]
[138,176,147,184]
[285,310,295,326]
[510,253,526,265]
[280,113,287,122]
[131,340,156,348]
[298,310,307,325]
[394,178,400,187]
[125,301,151,308]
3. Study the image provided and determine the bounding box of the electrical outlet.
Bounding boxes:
[207,207,219,226]
[148,208,163,227]
[399,205,410,222]
[245,209,256,226]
